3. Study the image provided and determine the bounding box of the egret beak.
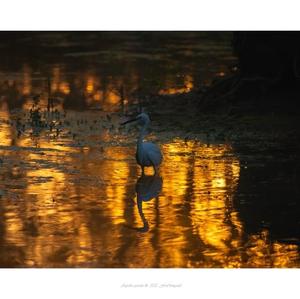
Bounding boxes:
[121,117,138,125]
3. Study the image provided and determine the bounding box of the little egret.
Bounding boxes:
[121,113,162,175]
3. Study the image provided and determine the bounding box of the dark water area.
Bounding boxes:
[0,32,299,268]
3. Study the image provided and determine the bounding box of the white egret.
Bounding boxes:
[121,113,162,175]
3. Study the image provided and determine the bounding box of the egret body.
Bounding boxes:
[122,113,162,175]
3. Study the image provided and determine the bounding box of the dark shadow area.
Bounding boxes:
[235,158,300,245]
[200,32,300,114]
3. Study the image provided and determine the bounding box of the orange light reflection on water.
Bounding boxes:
[0,127,299,267]
[159,75,194,95]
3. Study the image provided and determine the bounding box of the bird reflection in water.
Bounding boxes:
[132,175,163,232]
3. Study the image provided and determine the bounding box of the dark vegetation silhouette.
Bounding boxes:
[200,32,300,113]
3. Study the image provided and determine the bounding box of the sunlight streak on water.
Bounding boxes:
[0,124,298,267]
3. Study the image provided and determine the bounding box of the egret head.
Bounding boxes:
[136,113,150,126]
[121,112,150,127]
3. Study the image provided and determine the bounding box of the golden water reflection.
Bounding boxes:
[159,75,194,95]
[0,130,298,267]
[0,64,196,113]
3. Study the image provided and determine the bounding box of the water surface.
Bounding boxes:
[0,32,299,267]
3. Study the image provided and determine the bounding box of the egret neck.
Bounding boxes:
[137,122,148,157]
